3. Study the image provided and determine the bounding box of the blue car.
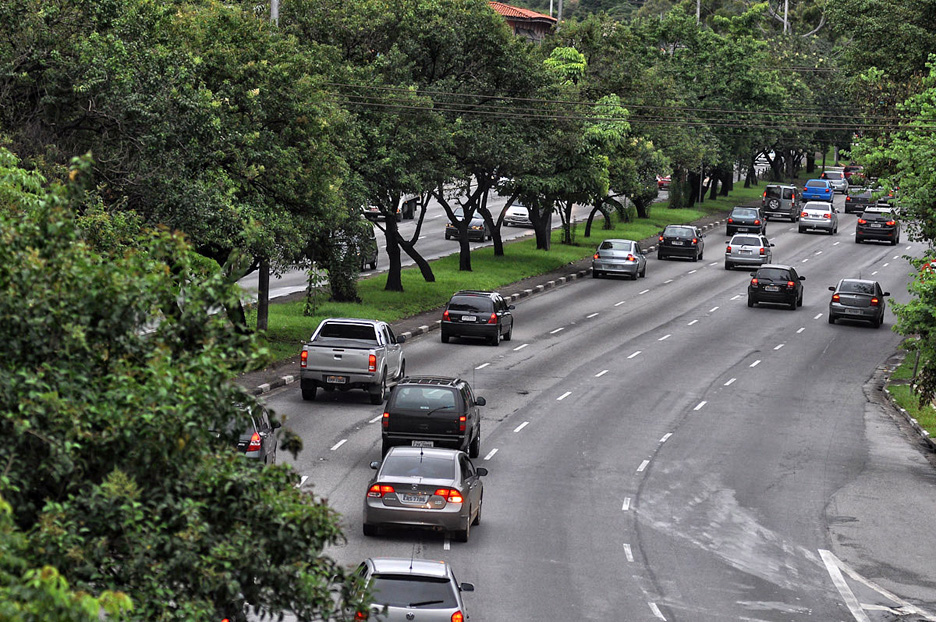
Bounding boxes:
[802,179,834,203]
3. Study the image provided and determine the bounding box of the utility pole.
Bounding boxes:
[783,0,789,34]
[557,0,563,24]
[271,0,279,25]
[697,0,701,24]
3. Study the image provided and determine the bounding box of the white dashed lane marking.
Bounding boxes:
[296,475,309,489]
[330,439,347,451]
[475,362,490,370]
[694,401,707,411]
[369,414,382,424]
[907,245,912,250]
[550,327,564,334]
[814,313,823,320]
[623,543,634,562]
[750,359,761,367]
[688,269,697,274]
[894,255,900,259]
[731,294,742,300]
[587,312,599,318]
[513,344,529,351]
[774,343,785,350]
[628,351,642,359]
[664,279,673,284]
[709,262,718,267]
[658,334,671,341]
[443,536,451,551]
[595,369,609,377]
[622,497,632,511]
[872,270,878,275]
[637,460,650,472]
[483,448,498,461]
[816,250,823,255]
[884,263,889,267]
[709,306,719,313]
[833,241,841,246]
[513,421,529,433]
[660,433,672,443]
[557,391,572,401]
[797,327,805,334]
[802,258,809,263]
[614,301,626,307]
[639,289,650,295]
[724,378,736,386]
[688,319,698,326]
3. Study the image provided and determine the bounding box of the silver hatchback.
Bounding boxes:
[724,234,773,270]
[355,557,475,622]
[798,201,839,235]
[592,239,647,279]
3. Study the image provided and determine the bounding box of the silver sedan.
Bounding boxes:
[798,201,839,235]
[363,446,486,542]
[354,557,475,622]
[591,239,647,279]
[724,234,773,270]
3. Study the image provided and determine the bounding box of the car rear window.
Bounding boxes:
[731,208,758,218]
[380,454,458,480]
[370,575,458,608]
[732,236,761,246]
[847,188,870,197]
[861,211,892,221]
[390,386,458,411]
[664,226,694,237]
[765,187,783,199]
[839,281,875,294]
[824,172,844,180]
[447,296,493,313]
[806,180,828,187]
[756,268,791,281]
[599,240,633,251]
[316,323,377,341]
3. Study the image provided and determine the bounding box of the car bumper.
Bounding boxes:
[800,219,834,231]
[802,193,833,202]
[446,229,486,241]
[856,228,897,241]
[764,208,796,219]
[830,303,881,321]
[726,254,768,267]
[749,287,797,304]
[300,370,377,390]
[441,322,498,340]
[505,218,532,227]
[363,499,466,532]
[592,260,639,276]
[727,223,763,233]
[659,245,698,257]
[844,202,871,213]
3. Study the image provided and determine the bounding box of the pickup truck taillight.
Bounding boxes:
[368,354,377,372]
[300,349,308,368]
[459,415,466,432]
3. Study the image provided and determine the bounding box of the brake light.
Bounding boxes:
[845,196,851,202]
[626,254,635,261]
[247,432,262,452]
[832,293,840,302]
[759,247,766,255]
[300,349,308,368]
[762,191,766,199]
[487,313,497,324]
[367,484,395,498]
[727,218,734,223]
[434,489,464,503]
[726,246,732,253]
[754,219,761,225]
[452,612,464,622]
[443,310,450,321]
[459,415,466,432]
[658,235,664,242]
[368,354,377,372]
[594,253,600,260]
[886,220,896,226]
[382,412,389,429]
[801,212,808,218]
[692,238,698,244]
[858,219,867,224]
[823,213,831,219]
[751,278,758,286]
[354,612,368,621]
[786,281,796,288]
[825,188,831,193]
[870,297,880,306]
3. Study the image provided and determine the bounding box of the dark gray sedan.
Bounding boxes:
[828,279,889,328]
[592,239,647,279]
[363,446,487,542]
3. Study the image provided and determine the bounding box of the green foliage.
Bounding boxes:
[544,46,588,84]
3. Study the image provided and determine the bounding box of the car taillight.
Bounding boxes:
[832,293,840,302]
[247,432,262,452]
[726,246,732,253]
[823,213,831,219]
[459,415,466,432]
[845,196,851,202]
[825,188,831,193]
[870,297,880,306]
[435,489,464,503]
[759,247,766,255]
[443,310,450,321]
[487,313,497,324]
[886,220,896,226]
[626,254,635,261]
[451,612,464,622]
[801,212,808,218]
[354,612,368,621]
[367,484,395,498]
[692,238,698,244]
[368,354,377,372]
[382,412,389,429]
[593,253,600,260]
[728,218,734,223]
[762,191,766,199]
[786,281,796,288]
[754,219,761,225]
[858,218,867,224]
[658,235,664,242]
[751,278,758,286]
[300,349,308,368]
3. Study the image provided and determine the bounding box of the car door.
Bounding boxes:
[635,243,647,272]
[459,455,482,510]
[255,409,275,463]
[383,325,404,378]
[495,295,512,335]
[462,383,480,438]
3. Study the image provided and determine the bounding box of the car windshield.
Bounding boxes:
[370,575,457,609]
[806,180,827,187]
[731,208,758,218]
[390,386,458,411]
[757,268,791,281]
[839,281,876,295]
[732,236,761,246]
[599,240,633,251]
[665,226,694,237]
[380,454,458,479]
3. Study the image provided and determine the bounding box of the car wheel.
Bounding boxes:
[592,269,601,278]
[639,265,647,278]
[692,252,699,262]
[657,252,665,260]
[504,323,513,342]
[445,233,451,240]
[363,524,379,537]
[369,372,387,405]
[875,317,883,329]
[789,298,798,310]
[891,238,898,246]
[454,513,471,543]
[369,259,377,270]
[490,329,500,346]
[441,333,450,344]
[724,262,732,270]
[747,295,755,308]
[855,237,862,244]
[828,314,836,325]
[472,494,483,526]
[798,227,805,233]
[797,294,803,307]
[301,383,317,401]
[469,432,480,458]
[699,250,704,260]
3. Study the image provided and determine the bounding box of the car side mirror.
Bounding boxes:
[460,582,475,592]
[750,272,757,277]
[828,286,835,291]
[397,335,406,344]
[508,305,516,310]
[272,420,282,430]
[476,467,488,477]
[799,276,806,281]
[475,397,486,406]
[883,291,891,297]
[770,243,775,247]
[369,461,381,470]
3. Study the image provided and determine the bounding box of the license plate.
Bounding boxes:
[400,493,428,503]
[461,315,476,322]
[765,285,779,292]
[741,250,752,255]
[411,440,434,448]
[844,308,863,315]
[326,375,347,384]
[870,224,882,228]
[672,240,684,246]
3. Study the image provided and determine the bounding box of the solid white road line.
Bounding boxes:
[814,313,823,320]
[587,312,599,318]
[658,334,671,341]
[750,359,761,367]
[595,369,609,377]
[649,602,667,620]
[774,343,785,350]
[296,475,309,489]
[694,401,707,411]
[622,497,631,511]
[628,351,642,359]
[369,414,383,424]
[637,459,650,472]
[819,549,872,622]
[475,362,490,370]
[660,433,672,443]
[330,439,347,451]
[724,378,736,386]
[550,327,564,334]
[483,448,498,461]
[513,421,529,433]
[797,327,805,334]
[687,319,698,326]
[709,306,719,312]
[557,391,572,401]
[623,543,634,562]
[639,289,650,295]
[513,343,529,351]
[614,300,626,306]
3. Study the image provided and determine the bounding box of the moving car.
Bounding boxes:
[855,206,900,245]
[441,290,514,345]
[363,447,487,541]
[843,165,864,183]
[380,376,485,457]
[658,225,705,262]
[762,184,799,221]
[218,404,281,465]
[828,279,889,328]
[445,208,491,242]
[844,187,874,214]
[503,203,533,227]
[353,557,475,621]
[798,201,839,235]
[724,234,773,270]
[820,170,848,193]
[747,264,805,310]
[726,206,767,236]
[802,179,834,203]
[591,239,647,279]
[657,175,672,190]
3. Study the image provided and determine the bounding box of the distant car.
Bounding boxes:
[725,234,773,270]
[828,279,889,328]
[363,447,487,541]
[503,203,533,227]
[445,208,491,242]
[798,201,839,235]
[747,264,805,310]
[820,170,848,193]
[802,179,835,203]
[843,165,864,183]
[592,239,647,279]
[357,224,378,271]
[441,290,514,346]
[762,184,799,221]
[218,405,281,465]
[657,224,705,262]
[855,206,900,245]
[657,175,672,190]
[726,206,767,236]
[353,557,475,621]
[844,187,874,214]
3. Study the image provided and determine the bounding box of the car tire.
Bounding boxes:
[855,237,862,243]
[828,314,836,324]
[469,432,480,458]
[639,265,647,278]
[454,514,471,543]
[657,252,665,260]
[692,252,699,262]
[699,250,704,260]
[445,233,451,240]
[369,259,377,270]
[472,494,482,526]
[592,269,600,278]
[875,317,883,329]
[797,294,803,307]
[798,227,805,233]
[490,329,500,346]
[369,372,387,405]
[301,383,317,401]
[363,524,379,537]
[396,361,406,382]
[747,296,755,308]
[789,298,798,310]
[891,238,898,246]
[725,262,732,271]
[441,333,450,344]
[504,323,513,342]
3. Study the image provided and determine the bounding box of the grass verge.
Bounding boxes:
[887,356,936,438]
[249,183,767,362]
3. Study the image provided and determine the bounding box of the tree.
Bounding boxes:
[0,151,365,622]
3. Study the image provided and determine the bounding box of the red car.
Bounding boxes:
[657,175,671,190]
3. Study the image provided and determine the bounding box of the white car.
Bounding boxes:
[798,201,839,235]
[503,203,532,227]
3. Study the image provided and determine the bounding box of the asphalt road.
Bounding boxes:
[259,192,936,622]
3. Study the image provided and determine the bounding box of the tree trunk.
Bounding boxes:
[383,216,404,292]
[531,206,552,250]
[397,233,435,282]
[806,152,816,174]
[720,168,732,195]
[708,175,719,200]
[584,204,609,237]
[479,189,503,257]
[256,257,269,331]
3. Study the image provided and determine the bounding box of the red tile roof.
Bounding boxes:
[488,1,557,23]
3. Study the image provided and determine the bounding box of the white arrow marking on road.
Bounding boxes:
[557,391,572,401]
[637,459,650,472]
[595,369,609,377]
[483,448,498,461]
[513,421,529,433]
[623,543,634,562]
[330,439,347,451]
[475,362,490,370]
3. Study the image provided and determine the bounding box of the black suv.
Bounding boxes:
[441,290,514,346]
[381,376,486,457]
[747,264,805,310]
[844,187,874,214]
[856,207,900,245]
[657,225,705,261]
[727,206,767,236]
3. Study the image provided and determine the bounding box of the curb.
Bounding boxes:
[882,385,936,452]
[250,218,728,395]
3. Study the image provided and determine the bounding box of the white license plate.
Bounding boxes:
[461,315,476,322]
[672,240,684,246]
[843,308,863,315]
[765,285,779,292]
[400,494,428,503]
[326,375,347,384]
[870,224,882,228]
[741,250,752,255]
[411,440,434,448]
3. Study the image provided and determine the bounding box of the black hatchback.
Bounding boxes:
[727,206,767,236]
[657,225,705,261]
[747,264,805,310]
[441,290,514,346]
[855,207,900,245]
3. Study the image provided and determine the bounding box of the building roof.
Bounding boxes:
[488,1,557,24]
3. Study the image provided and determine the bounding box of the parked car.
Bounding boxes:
[820,170,848,193]
[844,187,874,214]
[802,179,835,203]
[218,404,281,465]
[503,203,533,227]
[856,206,901,245]
[657,225,705,262]
[592,239,647,279]
[747,264,805,310]
[798,201,839,235]
[299,318,406,404]
[657,175,672,190]
[353,557,475,621]
[724,234,773,270]
[828,279,889,328]
[363,447,486,541]
[726,206,767,236]
[445,208,491,242]
[762,184,799,221]
[380,376,485,457]
[441,290,514,345]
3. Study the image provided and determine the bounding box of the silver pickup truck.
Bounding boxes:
[299,319,406,404]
